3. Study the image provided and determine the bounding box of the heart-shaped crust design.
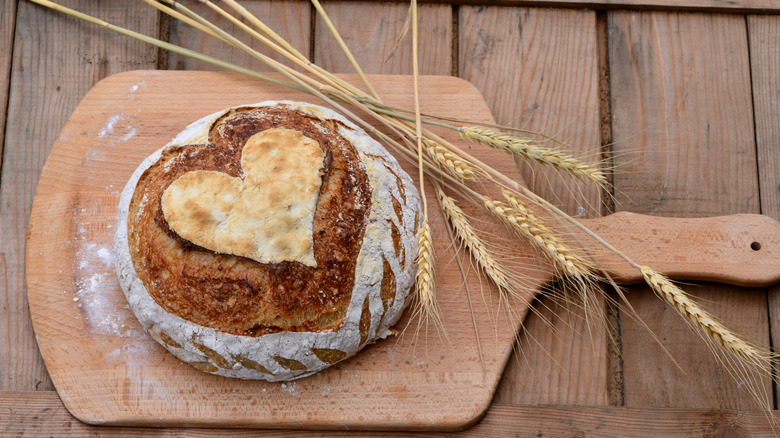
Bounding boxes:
[161,128,325,267]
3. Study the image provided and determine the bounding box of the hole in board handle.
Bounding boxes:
[751,241,762,251]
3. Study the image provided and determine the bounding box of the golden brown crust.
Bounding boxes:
[127,105,372,336]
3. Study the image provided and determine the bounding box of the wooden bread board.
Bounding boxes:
[27,70,780,430]
[26,71,537,430]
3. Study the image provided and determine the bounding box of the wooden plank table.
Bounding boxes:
[3,0,780,435]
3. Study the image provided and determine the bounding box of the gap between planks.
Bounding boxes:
[596,9,624,408]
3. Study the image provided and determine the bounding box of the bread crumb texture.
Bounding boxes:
[115,101,421,381]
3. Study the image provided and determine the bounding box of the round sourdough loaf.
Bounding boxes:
[114,101,421,381]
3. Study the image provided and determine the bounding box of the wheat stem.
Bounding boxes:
[28,0,305,91]
[410,0,427,215]
[142,0,219,41]
[310,0,381,102]
[213,0,368,100]
[434,184,486,372]
[357,100,578,146]
[219,0,308,64]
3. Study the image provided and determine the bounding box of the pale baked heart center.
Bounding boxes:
[161,128,325,267]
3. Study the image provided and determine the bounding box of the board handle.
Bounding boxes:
[578,212,780,287]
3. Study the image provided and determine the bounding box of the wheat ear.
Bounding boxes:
[425,140,480,182]
[641,266,772,370]
[411,220,447,340]
[487,189,607,333]
[460,126,607,186]
[483,192,594,282]
[437,188,511,293]
[640,266,777,416]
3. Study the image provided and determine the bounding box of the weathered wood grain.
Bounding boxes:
[609,13,758,217]
[2,391,777,437]
[608,10,768,409]
[459,6,602,217]
[167,0,311,73]
[279,0,780,14]
[0,0,159,392]
[749,16,780,221]
[0,0,16,167]
[438,0,780,13]
[458,6,607,406]
[748,14,780,408]
[0,0,18,396]
[314,2,452,76]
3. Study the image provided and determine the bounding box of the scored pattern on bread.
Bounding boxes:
[115,101,421,381]
[234,354,273,375]
[311,348,348,364]
[190,361,219,373]
[273,356,309,372]
[379,256,397,327]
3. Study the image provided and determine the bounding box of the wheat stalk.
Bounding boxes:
[461,126,607,186]
[425,140,480,182]
[411,220,447,339]
[483,189,607,334]
[483,192,594,282]
[641,266,772,370]
[437,188,511,292]
[640,265,778,417]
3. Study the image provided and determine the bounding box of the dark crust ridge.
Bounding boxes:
[127,105,373,337]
